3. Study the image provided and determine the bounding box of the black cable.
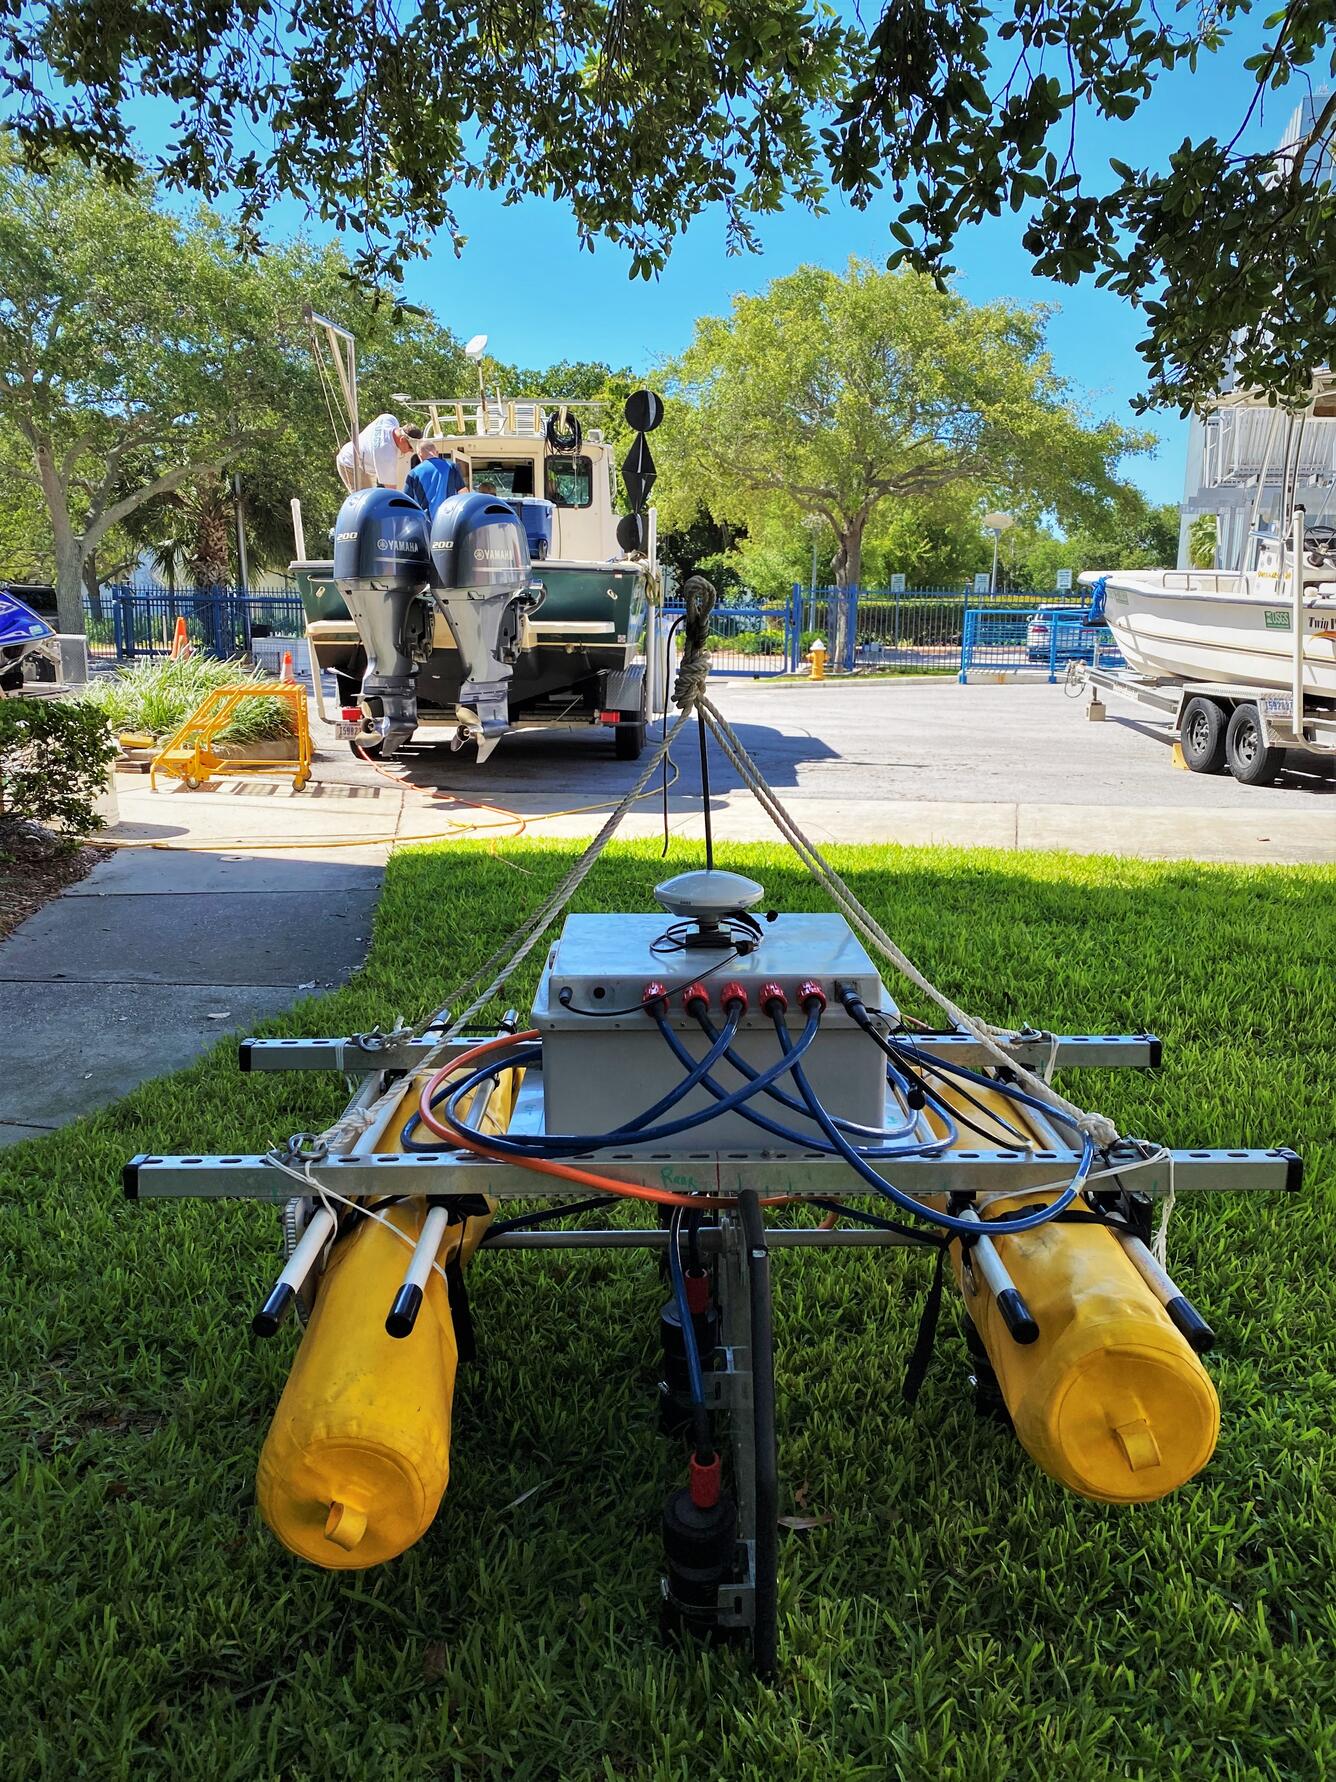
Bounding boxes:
[556,947,741,1017]
[809,1199,940,1244]
[844,992,1030,1147]
[661,615,685,857]
[697,708,714,871]
[485,1197,612,1237]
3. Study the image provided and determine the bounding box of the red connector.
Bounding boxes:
[689,1451,722,1509]
[641,980,669,1016]
[798,979,828,1013]
[684,1269,711,1316]
[682,981,710,1014]
[719,980,749,1016]
[759,981,788,1015]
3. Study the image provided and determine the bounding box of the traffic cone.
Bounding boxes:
[280,650,296,683]
[169,616,191,660]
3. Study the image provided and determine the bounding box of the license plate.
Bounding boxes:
[1262,695,1292,718]
[335,719,363,739]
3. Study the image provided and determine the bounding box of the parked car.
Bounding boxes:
[1026,605,1116,663]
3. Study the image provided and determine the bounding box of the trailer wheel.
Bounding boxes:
[1180,696,1228,773]
[1225,703,1285,786]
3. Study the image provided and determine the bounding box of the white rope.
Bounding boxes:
[280,581,1120,1203]
[299,706,697,1158]
[1153,1157,1177,1267]
[699,697,1121,1151]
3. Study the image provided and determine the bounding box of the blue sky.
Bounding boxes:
[382,12,1284,508]
[18,7,1296,508]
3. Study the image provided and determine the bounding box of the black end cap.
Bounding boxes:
[252,1281,295,1339]
[386,1282,424,1340]
[238,1040,255,1073]
[1281,1147,1303,1193]
[1143,1033,1163,1070]
[122,1158,142,1200]
[1166,1295,1216,1355]
[997,1287,1040,1345]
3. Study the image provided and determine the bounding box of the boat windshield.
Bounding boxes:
[545,454,593,508]
[469,458,536,497]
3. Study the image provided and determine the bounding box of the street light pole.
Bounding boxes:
[982,511,1014,594]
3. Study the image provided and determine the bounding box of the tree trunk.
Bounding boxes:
[81,555,104,625]
[30,438,87,635]
[831,520,864,671]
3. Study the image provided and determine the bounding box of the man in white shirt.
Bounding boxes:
[335,414,424,492]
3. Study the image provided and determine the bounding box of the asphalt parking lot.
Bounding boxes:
[318,676,1336,865]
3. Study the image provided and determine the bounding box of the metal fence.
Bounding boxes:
[86,585,307,668]
[665,590,803,676]
[958,594,1124,681]
[792,585,1118,678]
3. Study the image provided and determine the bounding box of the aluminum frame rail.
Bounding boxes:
[237,1029,1163,1075]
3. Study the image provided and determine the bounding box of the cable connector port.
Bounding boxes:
[759,981,788,1015]
[642,981,669,1016]
[719,980,748,1016]
[798,979,828,1013]
[682,981,710,1014]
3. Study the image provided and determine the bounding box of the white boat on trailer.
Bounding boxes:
[1078,374,1336,785]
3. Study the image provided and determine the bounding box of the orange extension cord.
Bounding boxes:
[415,1030,798,1212]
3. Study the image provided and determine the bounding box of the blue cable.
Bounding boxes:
[440,1009,825,1154]
[667,1208,709,1446]
[882,1037,1090,1142]
[770,1011,1092,1236]
[692,1009,921,1141]
[399,1044,544,1149]
[654,1014,958,1156]
[403,1012,742,1152]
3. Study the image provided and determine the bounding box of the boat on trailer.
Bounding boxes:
[1084,374,1336,699]
[291,317,660,762]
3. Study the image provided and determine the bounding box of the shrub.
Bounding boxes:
[0,697,116,836]
[81,655,296,743]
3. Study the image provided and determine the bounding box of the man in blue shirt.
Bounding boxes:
[404,442,466,522]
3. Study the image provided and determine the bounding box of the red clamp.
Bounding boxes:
[682,981,710,1014]
[641,981,669,1016]
[689,1451,722,1509]
[798,979,828,1013]
[719,980,749,1016]
[759,981,788,1015]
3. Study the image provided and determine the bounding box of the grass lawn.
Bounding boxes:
[4,839,1334,1781]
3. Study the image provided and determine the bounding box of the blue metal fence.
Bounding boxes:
[958,595,1123,682]
[664,587,803,675]
[92,585,306,665]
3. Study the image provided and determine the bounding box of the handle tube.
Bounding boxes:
[957,1208,1040,1344]
[253,1205,336,1337]
[1117,1233,1215,1353]
[385,1205,451,1338]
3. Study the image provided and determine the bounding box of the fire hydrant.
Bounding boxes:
[808,636,827,680]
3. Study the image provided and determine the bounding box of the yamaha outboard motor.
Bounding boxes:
[332,488,435,755]
[429,492,543,758]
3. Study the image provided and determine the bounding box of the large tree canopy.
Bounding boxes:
[656,260,1148,641]
[0,144,477,625]
[2,1,1333,409]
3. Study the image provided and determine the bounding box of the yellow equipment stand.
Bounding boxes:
[150,682,312,792]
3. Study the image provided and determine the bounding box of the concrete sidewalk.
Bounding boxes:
[0,839,381,1147]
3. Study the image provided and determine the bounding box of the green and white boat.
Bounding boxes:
[292,327,661,761]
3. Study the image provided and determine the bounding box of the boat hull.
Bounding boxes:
[1101,574,1336,695]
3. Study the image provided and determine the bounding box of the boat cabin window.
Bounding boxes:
[469,459,535,497]
[545,454,594,508]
